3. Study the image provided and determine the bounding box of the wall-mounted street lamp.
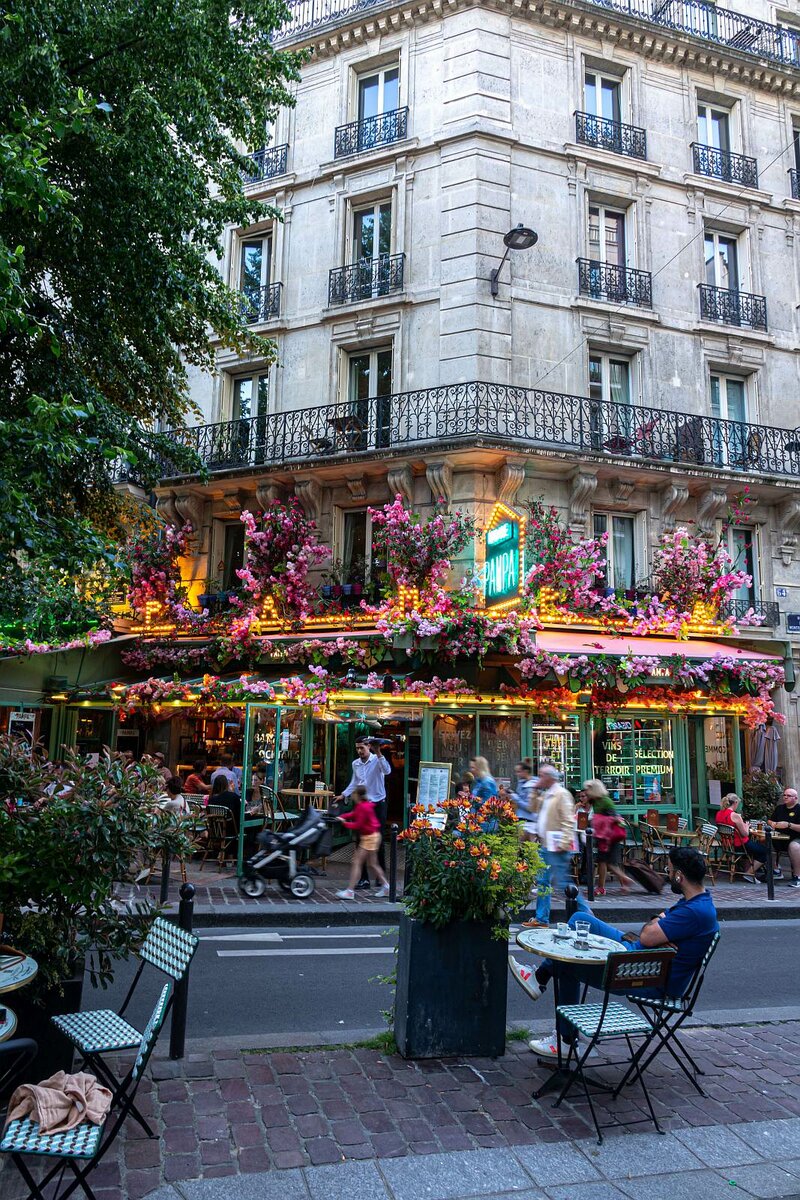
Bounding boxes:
[490,223,538,298]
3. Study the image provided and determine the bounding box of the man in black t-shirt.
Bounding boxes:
[769,787,800,887]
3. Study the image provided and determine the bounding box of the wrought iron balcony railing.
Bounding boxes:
[791,169,800,200]
[243,144,289,184]
[149,382,800,481]
[328,253,405,306]
[241,282,283,324]
[334,107,409,158]
[575,111,647,160]
[720,597,781,628]
[698,284,767,331]
[691,142,759,189]
[577,259,652,308]
[273,0,800,71]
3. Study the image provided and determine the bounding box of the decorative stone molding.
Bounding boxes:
[496,462,526,507]
[387,466,414,506]
[568,470,598,533]
[695,488,728,533]
[255,482,285,510]
[612,481,636,503]
[294,478,323,523]
[220,489,247,514]
[173,492,206,547]
[661,484,689,528]
[776,495,800,566]
[155,492,181,527]
[347,476,367,502]
[426,461,453,505]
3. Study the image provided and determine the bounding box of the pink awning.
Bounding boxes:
[536,631,780,662]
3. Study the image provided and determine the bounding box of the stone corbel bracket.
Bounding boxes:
[776,495,800,566]
[294,478,323,524]
[426,461,453,506]
[255,481,285,511]
[155,492,181,529]
[695,487,728,533]
[569,470,597,535]
[387,465,414,506]
[347,476,367,502]
[661,484,689,529]
[496,461,526,507]
[173,492,206,551]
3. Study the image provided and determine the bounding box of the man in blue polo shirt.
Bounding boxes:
[510,846,719,1058]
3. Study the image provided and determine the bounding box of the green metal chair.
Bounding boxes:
[51,917,198,1136]
[1,982,171,1200]
[553,947,676,1143]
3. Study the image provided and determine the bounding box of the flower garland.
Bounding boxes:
[0,629,113,657]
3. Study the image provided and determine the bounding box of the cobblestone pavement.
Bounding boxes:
[3,1022,797,1200]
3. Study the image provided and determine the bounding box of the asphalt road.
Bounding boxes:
[88,918,800,1046]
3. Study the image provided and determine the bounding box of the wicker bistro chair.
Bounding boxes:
[51,918,199,1137]
[714,821,757,882]
[553,948,677,1144]
[639,822,670,874]
[616,932,721,1098]
[1,984,171,1200]
[199,804,237,869]
[694,822,720,881]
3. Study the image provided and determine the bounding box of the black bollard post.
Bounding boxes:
[764,826,775,901]
[169,882,195,1060]
[565,883,579,921]
[585,828,595,903]
[389,824,399,903]
[159,850,171,904]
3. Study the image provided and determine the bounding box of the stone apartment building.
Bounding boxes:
[156,0,800,779]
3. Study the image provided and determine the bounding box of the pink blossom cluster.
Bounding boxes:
[281,638,371,667]
[237,503,329,625]
[368,496,476,594]
[7,629,113,657]
[651,527,751,613]
[126,522,192,618]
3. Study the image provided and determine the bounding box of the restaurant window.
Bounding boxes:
[433,713,476,785]
[432,713,523,791]
[593,716,675,811]
[478,716,522,789]
[531,718,581,794]
[593,512,639,593]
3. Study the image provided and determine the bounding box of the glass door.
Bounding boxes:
[352,202,392,298]
[238,236,272,321]
[710,374,746,466]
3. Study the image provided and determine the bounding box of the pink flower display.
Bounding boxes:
[237,502,329,625]
[126,522,192,619]
[368,496,476,596]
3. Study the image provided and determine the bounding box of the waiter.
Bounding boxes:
[336,737,391,890]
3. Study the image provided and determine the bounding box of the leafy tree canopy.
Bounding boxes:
[0,0,303,631]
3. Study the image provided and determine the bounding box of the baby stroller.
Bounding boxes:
[238,806,335,899]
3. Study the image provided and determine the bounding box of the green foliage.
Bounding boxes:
[0,736,194,996]
[742,769,783,821]
[0,0,304,625]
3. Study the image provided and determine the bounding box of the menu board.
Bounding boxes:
[417,761,453,810]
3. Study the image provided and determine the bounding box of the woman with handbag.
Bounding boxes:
[584,780,634,895]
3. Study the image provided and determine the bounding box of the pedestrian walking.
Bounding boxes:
[336,737,391,888]
[584,780,634,895]
[514,758,538,842]
[521,763,576,928]
[335,786,390,900]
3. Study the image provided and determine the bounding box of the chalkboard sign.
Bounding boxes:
[417,761,453,810]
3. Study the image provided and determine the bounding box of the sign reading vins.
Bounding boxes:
[484,519,521,607]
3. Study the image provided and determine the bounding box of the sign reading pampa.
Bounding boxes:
[484,511,522,608]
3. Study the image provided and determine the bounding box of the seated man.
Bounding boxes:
[768,787,800,888]
[509,846,719,1059]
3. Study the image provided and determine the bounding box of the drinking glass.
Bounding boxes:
[556,922,570,940]
[574,920,591,947]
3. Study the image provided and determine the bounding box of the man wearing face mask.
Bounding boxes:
[510,847,719,1059]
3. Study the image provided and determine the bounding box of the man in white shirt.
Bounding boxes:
[210,753,239,795]
[337,739,391,889]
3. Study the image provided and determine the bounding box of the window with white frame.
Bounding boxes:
[697,103,731,152]
[231,372,269,421]
[237,233,273,319]
[710,372,748,466]
[589,353,632,406]
[704,230,739,291]
[588,204,627,267]
[357,64,400,122]
[727,525,759,609]
[584,70,622,123]
[338,509,374,587]
[352,199,392,264]
[592,512,642,593]
[346,346,393,449]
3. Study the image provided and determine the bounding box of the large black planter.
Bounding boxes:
[394,915,508,1059]
[11,973,83,1088]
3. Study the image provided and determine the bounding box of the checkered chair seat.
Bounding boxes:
[0,1116,104,1160]
[633,993,686,1014]
[52,1010,141,1055]
[557,1001,653,1040]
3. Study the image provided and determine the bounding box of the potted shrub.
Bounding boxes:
[0,739,192,1080]
[394,796,542,1059]
[743,768,783,821]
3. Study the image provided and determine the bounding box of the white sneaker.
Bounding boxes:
[335,888,355,899]
[509,956,542,1001]
[529,1032,567,1058]
[375,885,390,897]
[789,877,800,889]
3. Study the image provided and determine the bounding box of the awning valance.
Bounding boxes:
[536,631,781,662]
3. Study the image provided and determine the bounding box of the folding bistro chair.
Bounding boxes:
[617,931,721,1097]
[640,822,670,874]
[1,984,171,1200]
[0,1039,38,1104]
[694,822,719,881]
[51,917,199,1137]
[553,947,676,1143]
[715,822,756,881]
[199,805,237,869]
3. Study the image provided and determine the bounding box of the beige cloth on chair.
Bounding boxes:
[4,1072,113,1134]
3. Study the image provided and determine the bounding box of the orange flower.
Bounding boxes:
[515,861,528,873]
[454,838,466,850]
[469,845,480,857]
[477,857,489,870]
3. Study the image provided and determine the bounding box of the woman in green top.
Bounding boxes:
[584,779,634,895]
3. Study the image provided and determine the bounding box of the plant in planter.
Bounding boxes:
[368,494,476,599]
[743,768,783,821]
[394,797,543,1059]
[0,738,193,1077]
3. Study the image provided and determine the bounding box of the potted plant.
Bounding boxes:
[394,796,542,1059]
[349,554,366,599]
[198,577,221,614]
[743,768,782,821]
[0,738,193,1080]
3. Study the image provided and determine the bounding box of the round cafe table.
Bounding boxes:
[516,926,622,1096]
[0,951,38,1044]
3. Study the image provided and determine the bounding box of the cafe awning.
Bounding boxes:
[536,631,781,662]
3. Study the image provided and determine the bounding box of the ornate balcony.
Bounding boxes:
[149,382,800,481]
[692,143,759,189]
[720,597,781,628]
[790,169,800,200]
[334,108,409,158]
[328,254,405,306]
[241,283,282,324]
[575,111,647,160]
[577,259,652,308]
[243,144,289,184]
[274,0,800,70]
[698,284,767,331]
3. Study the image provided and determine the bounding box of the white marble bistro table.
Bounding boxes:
[0,951,38,1043]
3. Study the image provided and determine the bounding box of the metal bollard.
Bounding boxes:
[159,850,171,904]
[764,826,775,901]
[585,828,595,903]
[169,882,195,1060]
[565,883,579,921]
[389,824,399,903]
